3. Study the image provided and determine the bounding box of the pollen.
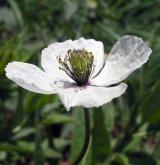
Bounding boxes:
[57,49,95,86]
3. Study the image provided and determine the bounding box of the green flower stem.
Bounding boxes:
[72,108,90,165]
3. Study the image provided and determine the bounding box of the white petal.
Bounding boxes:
[91,35,152,86]
[57,83,127,111]
[41,38,104,81]
[5,62,55,94]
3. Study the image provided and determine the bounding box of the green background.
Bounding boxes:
[0,0,160,164]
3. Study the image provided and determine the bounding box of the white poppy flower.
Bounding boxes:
[5,35,152,111]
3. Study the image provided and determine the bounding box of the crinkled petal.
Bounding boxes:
[91,35,152,86]
[41,37,104,81]
[5,62,56,94]
[57,83,127,111]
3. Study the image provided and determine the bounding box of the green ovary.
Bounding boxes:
[57,49,95,86]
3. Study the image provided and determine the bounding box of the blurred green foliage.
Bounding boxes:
[0,0,160,164]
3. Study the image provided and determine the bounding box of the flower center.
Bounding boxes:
[57,49,95,86]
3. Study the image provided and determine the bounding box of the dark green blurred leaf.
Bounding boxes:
[127,152,156,165]
[8,0,24,28]
[0,7,16,27]
[54,138,70,149]
[12,127,35,140]
[140,81,160,123]
[0,151,7,160]
[41,112,74,125]
[111,154,130,165]
[20,140,62,158]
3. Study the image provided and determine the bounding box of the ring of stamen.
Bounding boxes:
[57,49,95,86]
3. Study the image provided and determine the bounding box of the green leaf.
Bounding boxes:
[111,154,131,165]
[12,127,35,140]
[70,108,92,165]
[124,124,148,152]
[157,160,160,165]
[7,0,24,28]
[34,110,44,165]
[43,148,61,158]
[54,138,70,149]
[18,141,61,158]
[70,108,84,162]
[17,141,34,153]
[0,143,20,156]
[127,152,156,165]
[102,103,115,132]
[41,112,74,125]
[0,7,16,27]
[71,107,112,165]
[0,151,6,160]
[91,108,111,164]
[140,81,160,123]
[153,134,160,160]
[63,0,78,20]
